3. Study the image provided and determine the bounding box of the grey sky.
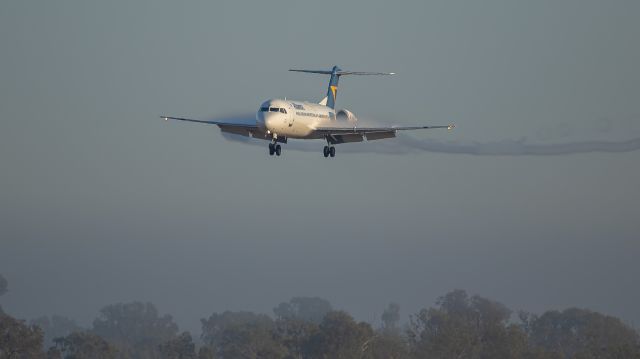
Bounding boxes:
[1,0,639,333]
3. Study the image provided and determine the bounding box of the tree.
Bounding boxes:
[306,311,374,359]
[363,333,409,359]
[528,308,640,358]
[45,347,62,359]
[52,331,116,359]
[408,289,530,359]
[381,303,401,334]
[274,316,319,359]
[0,274,7,314]
[92,302,178,359]
[360,303,410,359]
[0,274,7,297]
[32,316,83,350]
[273,297,333,324]
[159,331,196,359]
[200,311,286,359]
[0,311,44,359]
[196,346,215,359]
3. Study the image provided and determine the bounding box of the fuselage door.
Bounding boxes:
[285,106,294,127]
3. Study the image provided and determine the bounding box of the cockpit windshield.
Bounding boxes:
[260,107,287,114]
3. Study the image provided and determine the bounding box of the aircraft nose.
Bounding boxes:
[262,113,279,130]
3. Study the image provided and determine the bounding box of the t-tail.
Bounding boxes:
[289,65,395,109]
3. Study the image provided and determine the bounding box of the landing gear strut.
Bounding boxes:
[269,143,282,156]
[323,145,336,158]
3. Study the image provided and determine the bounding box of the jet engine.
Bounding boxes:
[336,109,358,123]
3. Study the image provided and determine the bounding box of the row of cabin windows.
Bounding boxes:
[259,107,287,114]
[259,107,336,119]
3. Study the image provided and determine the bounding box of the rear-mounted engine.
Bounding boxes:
[336,109,357,123]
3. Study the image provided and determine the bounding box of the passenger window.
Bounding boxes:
[279,108,287,114]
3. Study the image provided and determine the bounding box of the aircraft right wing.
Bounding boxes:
[313,124,454,144]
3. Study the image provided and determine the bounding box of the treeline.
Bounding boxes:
[1,273,640,358]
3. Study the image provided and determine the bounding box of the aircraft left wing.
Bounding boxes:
[161,116,270,140]
[314,124,454,144]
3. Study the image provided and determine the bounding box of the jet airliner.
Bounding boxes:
[162,66,454,158]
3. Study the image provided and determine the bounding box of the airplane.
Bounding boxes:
[162,66,454,158]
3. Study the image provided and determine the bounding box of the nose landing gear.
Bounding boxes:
[268,134,283,157]
[269,143,282,156]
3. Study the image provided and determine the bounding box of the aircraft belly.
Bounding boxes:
[271,121,314,138]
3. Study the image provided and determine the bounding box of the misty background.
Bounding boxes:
[1,0,639,335]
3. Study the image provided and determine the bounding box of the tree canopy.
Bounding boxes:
[273,297,333,324]
[158,331,197,359]
[0,311,44,359]
[51,331,116,359]
[528,307,640,358]
[201,311,286,359]
[1,289,638,359]
[0,274,7,297]
[92,301,179,359]
[31,315,83,350]
[306,310,374,359]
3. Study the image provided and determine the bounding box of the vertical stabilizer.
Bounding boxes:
[325,66,341,109]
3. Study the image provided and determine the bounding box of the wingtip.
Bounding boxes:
[448,124,455,130]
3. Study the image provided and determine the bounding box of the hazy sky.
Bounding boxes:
[1,1,639,334]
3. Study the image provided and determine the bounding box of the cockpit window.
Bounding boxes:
[262,107,286,113]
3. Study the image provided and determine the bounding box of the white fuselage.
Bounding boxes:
[256,99,352,139]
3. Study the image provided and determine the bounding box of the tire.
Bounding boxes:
[329,146,336,157]
[323,146,329,157]
[275,144,281,156]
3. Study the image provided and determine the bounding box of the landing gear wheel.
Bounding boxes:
[268,143,275,156]
[275,144,281,156]
[329,146,336,157]
[323,146,329,158]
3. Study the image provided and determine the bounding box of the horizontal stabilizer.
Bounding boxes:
[336,71,395,76]
[289,69,334,75]
[290,66,394,109]
[289,69,394,76]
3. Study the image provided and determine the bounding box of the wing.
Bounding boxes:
[161,116,270,141]
[314,124,454,144]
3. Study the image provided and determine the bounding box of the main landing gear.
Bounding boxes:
[268,143,282,156]
[323,146,336,158]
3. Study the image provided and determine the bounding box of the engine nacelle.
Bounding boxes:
[336,109,358,123]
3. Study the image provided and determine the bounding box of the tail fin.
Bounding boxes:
[289,66,394,109]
